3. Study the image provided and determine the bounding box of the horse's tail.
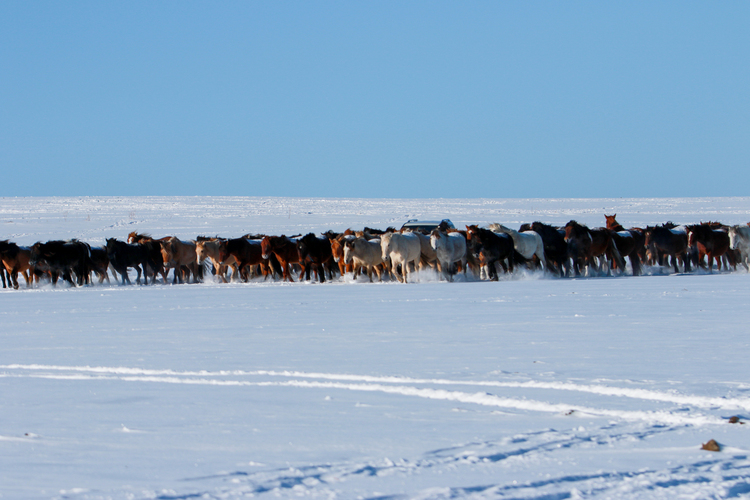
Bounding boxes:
[513,250,527,267]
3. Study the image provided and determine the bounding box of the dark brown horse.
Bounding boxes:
[465,225,515,280]
[643,225,690,273]
[297,233,335,283]
[686,224,730,272]
[218,238,266,282]
[564,221,625,277]
[604,214,644,276]
[127,232,168,283]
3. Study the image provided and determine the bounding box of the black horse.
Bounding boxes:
[465,225,515,280]
[519,222,570,277]
[297,233,335,283]
[106,238,156,285]
[29,240,90,286]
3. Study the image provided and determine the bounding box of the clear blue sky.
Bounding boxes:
[1,2,748,198]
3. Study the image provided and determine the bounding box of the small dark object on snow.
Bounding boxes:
[728,416,745,424]
[564,410,575,416]
[701,439,721,452]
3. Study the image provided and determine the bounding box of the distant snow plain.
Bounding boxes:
[2,196,750,500]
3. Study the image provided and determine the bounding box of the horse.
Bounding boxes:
[686,224,730,273]
[88,245,111,284]
[326,232,356,277]
[728,225,750,270]
[563,221,594,276]
[106,238,156,285]
[343,237,383,282]
[160,237,200,283]
[0,240,34,289]
[429,229,467,281]
[465,225,515,280]
[604,214,645,276]
[260,235,303,282]
[406,230,438,272]
[489,224,546,272]
[218,238,268,282]
[519,222,570,277]
[380,232,421,283]
[29,240,90,286]
[296,234,336,283]
[196,237,237,282]
[643,225,690,274]
[127,232,168,283]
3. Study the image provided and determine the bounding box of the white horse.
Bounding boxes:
[343,237,383,282]
[489,223,546,271]
[429,230,467,281]
[729,225,750,270]
[380,232,422,283]
[403,230,437,271]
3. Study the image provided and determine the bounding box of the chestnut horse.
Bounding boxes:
[261,235,304,282]
[686,224,730,273]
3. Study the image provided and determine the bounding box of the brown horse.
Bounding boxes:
[686,223,730,272]
[564,221,625,276]
[0,240,34,289]
[260,235,304,282]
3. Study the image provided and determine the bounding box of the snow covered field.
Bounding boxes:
[2,197,750,499]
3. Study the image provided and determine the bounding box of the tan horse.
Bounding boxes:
[160,237,199,283]
[196,238,239,282]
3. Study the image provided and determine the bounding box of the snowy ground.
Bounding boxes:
[2,197,750,499]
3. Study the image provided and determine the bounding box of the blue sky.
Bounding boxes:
[1,2,748,198]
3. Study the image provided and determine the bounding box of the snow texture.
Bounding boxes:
[1,196,750,499]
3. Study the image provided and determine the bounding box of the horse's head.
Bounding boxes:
[604,214,621,231]
[29,242,44,266]
[260,237,272,260]
[343,239,355,265]
[296,233,314,261]
[685,225,697,247]
[196,241,208,264]
[380,232,394,261]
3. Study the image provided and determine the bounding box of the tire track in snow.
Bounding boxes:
[0,369,725,426]
[2,363,748,411]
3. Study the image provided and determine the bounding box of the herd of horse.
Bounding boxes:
[2,215,750,289]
